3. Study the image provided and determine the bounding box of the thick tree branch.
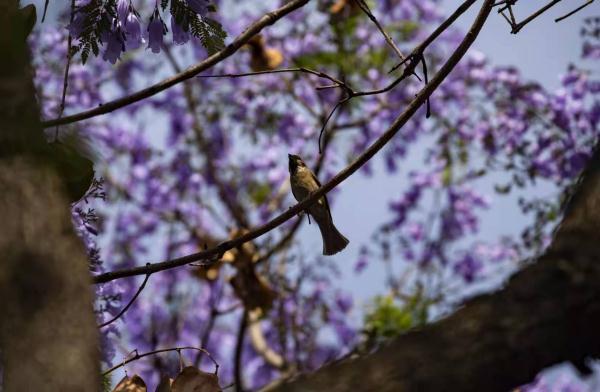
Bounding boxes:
[40,0,311,128]
[268,142,600,392]
[93,0,493,285]
[0,3,99,389]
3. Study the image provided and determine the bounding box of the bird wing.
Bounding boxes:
[310,170,333,219]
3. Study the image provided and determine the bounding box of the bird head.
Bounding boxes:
[288,154,305,174]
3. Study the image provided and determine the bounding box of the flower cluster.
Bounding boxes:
[68,0,221,64]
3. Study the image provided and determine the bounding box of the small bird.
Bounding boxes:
[288,154,349,255]
[247,34,283,72]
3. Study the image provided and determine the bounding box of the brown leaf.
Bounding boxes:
[171,366,221,392]
[155,374,173,392]
[112,374,147,392]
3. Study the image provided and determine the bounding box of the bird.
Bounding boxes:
[288,154,349,255]
[247,34,283,72]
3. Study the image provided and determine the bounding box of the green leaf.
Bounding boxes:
[248,182,272,205]
[442,165,452,186]
[293,51,344,69]
[189,16,227,55]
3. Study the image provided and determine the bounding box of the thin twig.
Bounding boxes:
[92,0,495,285]
[194,283,223,366]
[353,0,406,61]
[54,0,75,140]
[555,0,594,23]
[318,99,346,153]
[499,9,513,27]
[199,67,346,88]
[98,267,151,328]
[102,346,219,376]
[41,0,50,23]
[507,3,517,24]
[234,311,248,392]
[390,0,478,73]
[41,0,311,128]
[511,0,563,33]
[420,56,431,118]
[495,0,517,14]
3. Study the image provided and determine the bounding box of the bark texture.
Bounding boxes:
[0,1,100,390]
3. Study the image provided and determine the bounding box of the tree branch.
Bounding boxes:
[511,0,563,33]
[353,0,406,62]
[40,0,311,128]
[234,311,249,392]
[248,310,286,370]
[554,0,594,23]
[98,267,151,328]
[92,0,493,285]
[102,346,219,376]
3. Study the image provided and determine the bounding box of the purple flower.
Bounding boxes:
[102,29,124,64]
[147,10,166,54]
[124,13,142,49]
[68,12,87,36]
[354,252,368,274]
[453,254,482,282]
[117,0,129,24]
[171,16,189,45]
[335,292,353,313]
[187,0,209,16]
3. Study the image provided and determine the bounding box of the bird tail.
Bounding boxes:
[316,217,349,256]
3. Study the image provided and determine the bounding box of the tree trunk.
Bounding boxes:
[0,1,100,390]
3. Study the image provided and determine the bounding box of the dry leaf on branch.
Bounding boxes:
[112,374,147,392]
[171,366,221,392]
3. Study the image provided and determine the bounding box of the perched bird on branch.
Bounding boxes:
[247,34,283,71]
[288,154,349,255]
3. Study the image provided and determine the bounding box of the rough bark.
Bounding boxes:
[0,1,100,390]
[268,155,600,390]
